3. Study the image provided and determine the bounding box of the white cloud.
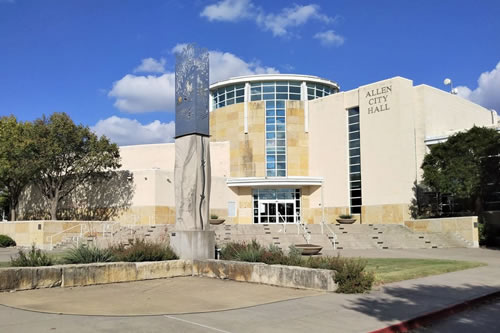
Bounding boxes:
[201,1,336,37]
[92,116,175,146]
[456,61,500,113]
[257,4,333,37]
[200,0,253,22]
[134,57,166,74]
[209,50,279,83]
[108,73,175,113]
[313,30,344,47]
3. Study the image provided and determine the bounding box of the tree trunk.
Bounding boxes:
[10,207,16,221]
[50,196,59,220]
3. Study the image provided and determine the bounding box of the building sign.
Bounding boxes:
[366,85,392,114]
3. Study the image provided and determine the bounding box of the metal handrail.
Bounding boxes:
[322,221,337,250]
[298,222,311,244]
[48,223,84,250]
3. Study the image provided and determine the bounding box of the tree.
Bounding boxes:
[0,116,37,221]
[421,126,500,216]
[32,113,121,220]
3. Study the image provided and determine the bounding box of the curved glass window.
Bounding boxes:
[212,80,337,109]
[212,84,245,109]
[306,83,336,100]
[251,81,301,103]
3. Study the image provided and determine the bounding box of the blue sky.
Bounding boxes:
[1,0,499,145]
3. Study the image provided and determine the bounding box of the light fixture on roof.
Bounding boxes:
[443,78,458,95]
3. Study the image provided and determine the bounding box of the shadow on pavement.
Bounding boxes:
[344,284,500,323]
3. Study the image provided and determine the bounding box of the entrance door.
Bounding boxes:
[259,199,296,223]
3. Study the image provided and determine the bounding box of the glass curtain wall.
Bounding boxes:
[348,107,362,214]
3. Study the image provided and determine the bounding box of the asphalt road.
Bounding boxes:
[414,296,500,333]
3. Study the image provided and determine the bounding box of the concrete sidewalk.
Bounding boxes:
[0,248,499,332]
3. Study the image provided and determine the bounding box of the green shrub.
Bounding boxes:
[219,241,374,293]
[110,239,177,262]
[63,244,114,264]
[220,241,248,260]
[10,245,53,267]
[0,234,16,247]
[339,214,353,219]
[333,258,374,293]
[283,245,303,266]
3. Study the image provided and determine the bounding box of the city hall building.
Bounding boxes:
[118,74,497,226]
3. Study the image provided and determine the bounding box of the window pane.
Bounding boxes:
[350,140,360,148]
[266,132,275,139]
[349,148,360,157]
[263,86,275,93]
[351,198,362,206]
[350,173,361,181]
[263,93,274,100]
[227,91,234,98]
[290,94,301,100]
[350,164,361,173]
[266,109,275,116]
[350,156,360,165]
[251,87,261,94]
[251,95,261,101]
[236,96,244,103]
[351,206,361,214]
[289,86,301,93]
[350,181,361,189]
[276,86,288,92]
[349,131,360,140]
[276,110,285,116]
[348,108,359,117]
[277,170,286,177]
[349,123,360,132]
[276,101,285,108]
[276,93,288,100]
[266,101,275,108]
[236,89,244,96]
[348,115,359,123]
[351,189,362,198]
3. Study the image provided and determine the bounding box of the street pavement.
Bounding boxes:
[0,248,499,332]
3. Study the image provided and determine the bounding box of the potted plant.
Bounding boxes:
[209,214,225,225]
[336,214,356,224]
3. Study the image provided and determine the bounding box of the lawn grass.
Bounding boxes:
[365,258,486,285]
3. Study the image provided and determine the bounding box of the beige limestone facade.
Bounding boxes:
[113,74,496,227]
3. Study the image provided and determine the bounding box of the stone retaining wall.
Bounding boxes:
[193,259,337,292]
[0,259,337,292]
[404,216,479,248]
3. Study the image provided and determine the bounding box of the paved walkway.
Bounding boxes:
[0,248,499,332]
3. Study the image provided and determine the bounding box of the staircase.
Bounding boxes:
[212,223,471,251]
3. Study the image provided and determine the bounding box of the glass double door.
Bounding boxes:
[258,199,297,223]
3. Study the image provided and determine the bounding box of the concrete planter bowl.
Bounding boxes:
[294,244,323,255]
[209,219,225,225]
[336,218,356,224]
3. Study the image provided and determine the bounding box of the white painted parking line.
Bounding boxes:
[164,315,233,333]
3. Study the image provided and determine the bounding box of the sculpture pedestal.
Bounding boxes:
[170,230,215,260]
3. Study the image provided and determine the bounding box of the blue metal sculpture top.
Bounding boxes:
[175,44,210,138]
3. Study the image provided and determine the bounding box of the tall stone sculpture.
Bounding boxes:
[170,44,214,259]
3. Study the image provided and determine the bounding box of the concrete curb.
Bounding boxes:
[368,289,500,333]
